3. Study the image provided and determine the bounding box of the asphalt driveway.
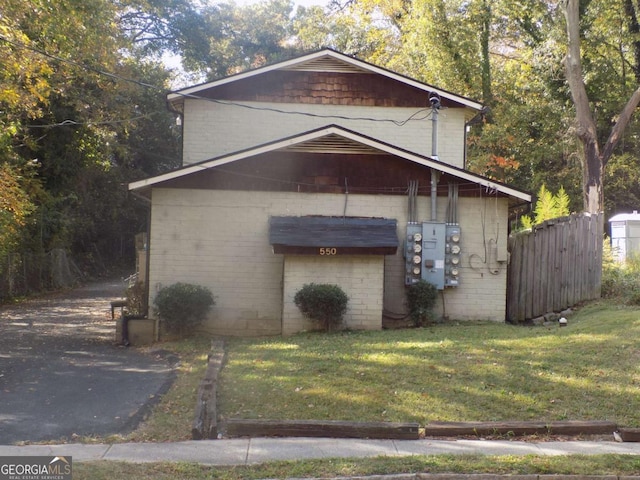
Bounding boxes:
[0,279,175,445]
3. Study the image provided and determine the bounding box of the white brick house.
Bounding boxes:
[130,49,531,336]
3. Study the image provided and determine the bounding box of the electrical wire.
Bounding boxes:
[174,94,436,126]
[468,185,503,275]
[26,112,166,128]
[1,35,441,128]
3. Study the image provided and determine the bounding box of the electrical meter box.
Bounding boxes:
[405,222,461,289]
[404,223,424,285]
[445,225,461,287]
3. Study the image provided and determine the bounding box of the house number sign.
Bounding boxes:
[319,247,338,255]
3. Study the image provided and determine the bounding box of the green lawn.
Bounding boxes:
[74,454,640,480]
[218,301,640,427]
[75,300,640,478]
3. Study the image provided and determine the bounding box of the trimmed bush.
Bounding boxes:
[153,282,214,336]
[405,280,438,326]
[294,283,349,331]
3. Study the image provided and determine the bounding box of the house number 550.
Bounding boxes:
[319,247,337,255]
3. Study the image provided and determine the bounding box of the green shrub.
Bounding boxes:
[518,185,570,231]
[627,291,640,306]
[601,238,640,302]
[294,283,349,331]
[405,280,438,326]
[153,282,214,336]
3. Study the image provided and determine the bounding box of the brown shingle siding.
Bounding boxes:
[205,71,431,107]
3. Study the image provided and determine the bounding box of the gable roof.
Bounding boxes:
[167,49,483,112]
[129,124,531,203]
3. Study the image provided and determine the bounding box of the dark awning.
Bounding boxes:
[269,216,398,255]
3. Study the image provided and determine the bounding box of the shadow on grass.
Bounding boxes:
[217,303,640,428]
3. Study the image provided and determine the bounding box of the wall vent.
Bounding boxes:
[285,134,388,155]
[284,56,372,74]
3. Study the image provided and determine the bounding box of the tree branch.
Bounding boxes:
[601,86,640,167]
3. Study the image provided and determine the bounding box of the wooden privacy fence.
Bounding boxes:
[507,212,603,323]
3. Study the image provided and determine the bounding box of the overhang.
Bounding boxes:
[129,124,532,204]
[269,216,398,255]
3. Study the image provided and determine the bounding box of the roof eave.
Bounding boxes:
[128,125,531,203]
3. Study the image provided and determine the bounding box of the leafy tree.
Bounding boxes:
[292,4,397,61]
[4,0,640,292]
[561,0,640,214]
[0,163,35,257]
[179,0,299,79]
[0,0,180,280]
[323,0,639,221]
[115,0,210,60]
[604,152,640,215]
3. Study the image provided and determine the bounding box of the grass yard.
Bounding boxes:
[72,454,640,480]
[217,301,640,427]
[74,300,640,478]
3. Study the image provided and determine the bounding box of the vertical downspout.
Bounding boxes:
[145,204,151,318]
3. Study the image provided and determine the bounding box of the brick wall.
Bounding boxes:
[148,188,509,336]
[182,100,467,169]
[282,256,384,335]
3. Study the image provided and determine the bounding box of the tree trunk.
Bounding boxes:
[582,140,603,216]
[562,0,602,213]
[562,0,640,214]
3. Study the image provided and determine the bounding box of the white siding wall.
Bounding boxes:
[148,188,509,336]
[182,100,468,168]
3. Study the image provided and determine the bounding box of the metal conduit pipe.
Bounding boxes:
[429,94,441,222]
[416,180,419,222]
[431,169,438,222]
[454,183,458,223]
[407,180,418,223]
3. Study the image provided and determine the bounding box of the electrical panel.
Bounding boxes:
[420,222,447,289]
[405,222,461,290]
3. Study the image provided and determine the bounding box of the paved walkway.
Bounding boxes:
[0,437,638,465]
